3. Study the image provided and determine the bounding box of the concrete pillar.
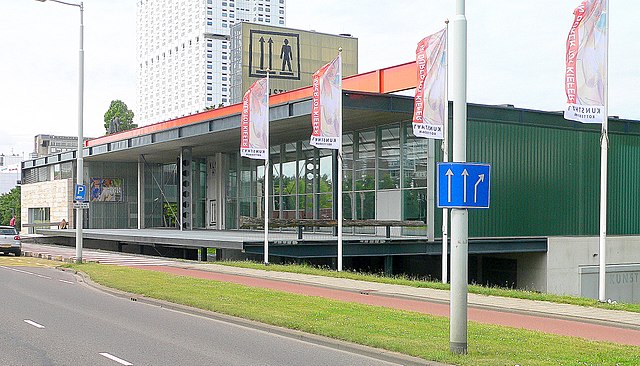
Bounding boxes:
[137,155,145,229]
[180,147,193,231]
[384,256,393,276]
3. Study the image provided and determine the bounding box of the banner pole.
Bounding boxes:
[264,71,270,265]
[598,0,610,302]
[337,49,343,272]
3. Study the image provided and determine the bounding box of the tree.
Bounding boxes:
[103,100,137,134]
[0,186,20,227]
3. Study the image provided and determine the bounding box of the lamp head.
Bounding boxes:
[35,0,47,2]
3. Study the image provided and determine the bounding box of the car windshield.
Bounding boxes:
[0,229,17,235]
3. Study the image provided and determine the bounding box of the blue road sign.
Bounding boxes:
[437,163,491,209]
[74,184,87,202]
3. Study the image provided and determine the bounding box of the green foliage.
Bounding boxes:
[0,186,20,227]
[163,202,178,227]
[103,100,137,134]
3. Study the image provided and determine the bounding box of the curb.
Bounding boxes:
[59,267,448,366]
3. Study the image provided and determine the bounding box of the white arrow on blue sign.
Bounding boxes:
[437,163,491,209]
[74,184,87,202]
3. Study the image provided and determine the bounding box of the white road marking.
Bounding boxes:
[99,352,133,365]
[59,279,74,284]
[0,266,51,279]
[24,320,45,329]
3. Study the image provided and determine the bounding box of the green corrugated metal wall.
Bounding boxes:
[434,104,640,237]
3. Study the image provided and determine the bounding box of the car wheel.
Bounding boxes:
[13,251,21,257]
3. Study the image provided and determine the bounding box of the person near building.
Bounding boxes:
[9,215,16,227]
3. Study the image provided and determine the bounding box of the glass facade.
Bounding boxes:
[224,120,433,235]
[87,162,138,229]
[144,163,179,228]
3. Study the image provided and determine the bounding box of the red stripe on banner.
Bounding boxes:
[565,2,587,104]
[311,68,322,137]
[413,38,429,124]
[240,89,251,149]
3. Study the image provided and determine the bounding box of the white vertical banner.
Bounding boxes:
[310,52,343,271]
[413,28,448,140]
[240,76,270,264]
[564,0,608,123]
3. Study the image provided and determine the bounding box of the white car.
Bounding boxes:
[0,226,21,257]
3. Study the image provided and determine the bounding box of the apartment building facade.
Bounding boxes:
[137,0,286,125]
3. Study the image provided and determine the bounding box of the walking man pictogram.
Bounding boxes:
[280,39,293,72]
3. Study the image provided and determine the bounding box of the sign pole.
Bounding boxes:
[450,0,468,355]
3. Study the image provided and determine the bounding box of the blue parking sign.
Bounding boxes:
[437,163,491,209]
[74,184,87,202]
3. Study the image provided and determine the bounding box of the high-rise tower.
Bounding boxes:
[137,0,286,125]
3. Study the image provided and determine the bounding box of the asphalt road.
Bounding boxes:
[0,264,404,366]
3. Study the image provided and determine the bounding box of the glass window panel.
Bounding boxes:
[342,192,353,220]
[317,193,333,219]
[300,141,315,195]
[403,188,427,221]
[342,133,354,191]
[281,195,297,218]
[225,198,237,229]
[402,189,428,236]
[378,125,400,189]
[319,155,333,193]
[402,123,429,188]
[355,131,375,191]
[298,194,313,219]
[281,143,297,195]
[226,154,237,198]
[355,191,375,219]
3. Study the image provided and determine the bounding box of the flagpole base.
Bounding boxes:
[450,342,467,355]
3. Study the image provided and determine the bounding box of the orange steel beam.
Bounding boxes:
[87,61,418,147]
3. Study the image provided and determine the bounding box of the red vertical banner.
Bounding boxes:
[240,77,269,160]
[412,28,447,140]
[564,0,607,123]
[310,54,342,150]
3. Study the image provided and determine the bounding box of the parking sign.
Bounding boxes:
[74,184,87,202]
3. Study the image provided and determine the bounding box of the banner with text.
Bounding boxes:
[564,0,607,123]
[240,77,269,160]
[413,28,447,139]
[310,54,342,149]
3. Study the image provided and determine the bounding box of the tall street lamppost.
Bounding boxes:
[36,0,84,263]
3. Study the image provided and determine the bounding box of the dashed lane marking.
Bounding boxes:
[99,352,133,365]
[24,320,45,329]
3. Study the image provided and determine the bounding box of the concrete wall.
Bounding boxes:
[21,179,73,232]
[546,236,640,301]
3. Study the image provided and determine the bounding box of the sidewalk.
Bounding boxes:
[21,243,640,346]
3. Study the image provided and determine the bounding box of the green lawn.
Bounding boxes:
[66,263,640,366]
[216,260,640,313]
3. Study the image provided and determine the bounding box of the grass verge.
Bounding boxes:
[66,263,639,366]
[216,260,640,313]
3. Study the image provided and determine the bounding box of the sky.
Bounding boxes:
[1,1,638,158]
